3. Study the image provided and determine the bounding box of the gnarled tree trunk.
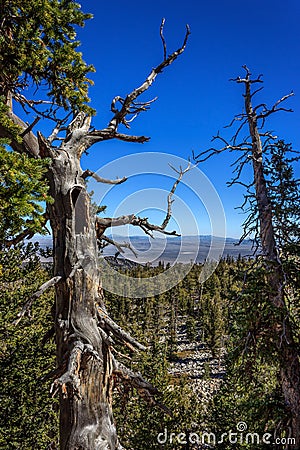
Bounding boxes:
[45,140,118,449]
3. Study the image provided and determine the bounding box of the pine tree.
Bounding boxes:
[0,0,94,116]
[0,243,58,448]
[0,143,52,245]
[201,273,226,358]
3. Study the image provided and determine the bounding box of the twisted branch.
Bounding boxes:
[97,306,147,352]
[81,21,190,149]
[13,276,62,325]
[82,169,127,185]
[112,356,172,415]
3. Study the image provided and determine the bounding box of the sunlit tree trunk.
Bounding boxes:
[43,137,118,449]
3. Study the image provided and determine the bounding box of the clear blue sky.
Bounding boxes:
[77,0,300,238]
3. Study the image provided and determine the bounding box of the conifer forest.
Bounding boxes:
[0,1,299,449]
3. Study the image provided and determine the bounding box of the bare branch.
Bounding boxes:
[161,162,192,229]
[228,156,251,186]
[48,112,72,143]
[231,119,249,145]
[96,215,135,237]
[113,357,158,395]
[100,235,138,258]
[224,114,247,129]
[13,276,62,325]
[4,228,35,248]
[160,18,167,61]
[98,327,116,347]
[112,356,172,415]
[82,169,127,185]
[38,131,58,158]
[253,102,267,113]
[49,341,102,399]
[261,132,278,148]
[228,179,255,189]
[51,341,84,399]
[96,214,179,238]
[0,97,40,156]
[13,91,61,122]
[14,93,54,107]
[94,163,190,239]
[4,213,49,248]
[256,92,294,120]
[194,133,251,163]
[231,66,263,85]
[250,86,264,98]
[111,347,132,361]
[97,305,147,351]
[260,131,278,139]
[20,116,41,137]
[82,22,190,149]
[114,132,150,143]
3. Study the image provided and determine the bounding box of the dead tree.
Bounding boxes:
[195,66,300,448]
[4,22,190,449]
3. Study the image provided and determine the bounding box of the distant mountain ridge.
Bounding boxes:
[32,234,254,264]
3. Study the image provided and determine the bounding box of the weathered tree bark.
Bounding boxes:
[242,70,300,448]
[44,141,117,449]
[38,119,167,448]
[40,25,190,449]
[41,112,177,449]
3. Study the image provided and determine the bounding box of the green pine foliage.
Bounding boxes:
[0,243,58,448]
[5,240,295,448]
[264,140,300,252]
[208,141,300,448]
[0,98,23,141]
[0,96,53,246]
[103,261,237,448]
[0,0,95,114]
[209,262,288,449]
[200,272,226,358]
[0,141,52,244]
[112,341,200,450]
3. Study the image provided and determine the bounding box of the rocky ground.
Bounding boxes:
[166,325,226,449]
[168,324,226,405]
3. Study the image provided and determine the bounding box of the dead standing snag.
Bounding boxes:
[195,66,300,449]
